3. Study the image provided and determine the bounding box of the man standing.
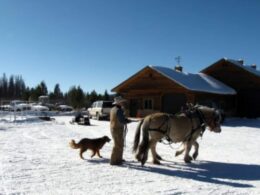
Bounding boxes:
[110,96,130,165]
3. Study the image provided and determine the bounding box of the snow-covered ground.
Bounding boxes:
[0,113,260,195]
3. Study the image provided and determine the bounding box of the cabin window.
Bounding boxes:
[144,99,153,109]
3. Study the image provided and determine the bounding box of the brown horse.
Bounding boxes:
[133,105,222,166]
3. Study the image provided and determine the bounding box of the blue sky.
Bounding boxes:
[0,0,259,94]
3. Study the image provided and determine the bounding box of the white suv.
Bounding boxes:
[87,101,113,120]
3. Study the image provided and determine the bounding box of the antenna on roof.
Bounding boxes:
[174,56,183,72]
[175,56,181,65]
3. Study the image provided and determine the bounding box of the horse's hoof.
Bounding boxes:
[192,153,198,160]
[135,154,141,162]
[175,151,181,157]
[184,156,192,163]
[153,160,161,165]
[156,154,163,160]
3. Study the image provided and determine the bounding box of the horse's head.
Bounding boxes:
[197,106,222,133]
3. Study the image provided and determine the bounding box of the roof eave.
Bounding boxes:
[111,66,151,92]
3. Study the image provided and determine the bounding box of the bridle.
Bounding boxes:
[184,106,221,141]
[203,109,221,131]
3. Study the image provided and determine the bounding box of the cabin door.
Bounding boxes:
[238,89,260,118]
[129,99,139,117]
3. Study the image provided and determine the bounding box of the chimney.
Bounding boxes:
[174,65,183,72]
[251,64,257,69]
[238,59,244,65]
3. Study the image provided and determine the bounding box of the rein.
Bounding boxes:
[123,125,128,147]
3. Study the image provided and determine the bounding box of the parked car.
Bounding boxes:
[87,100,113,120]
[0,104,11,111]
[31,105,49,112]
[57,105,73,112]
[10,100,31,111]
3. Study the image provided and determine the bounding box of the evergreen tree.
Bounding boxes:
[49,83,63,104]
[8,75,15,98]
[0,74,26,100]
[103,90,110,100]
[85,92,92,107]
[0,73,113,104]
[0,76,2,99]
[29,87,39,102]
[22,87,31,101]
[29,81,48,101]
[1,73,8,99]
[67,86,85,109]
[15,75,26,99]
[89,90,98,103]
[40,81,48,95]
[53,83,63,99]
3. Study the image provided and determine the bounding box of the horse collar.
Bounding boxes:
[186,109,206,141]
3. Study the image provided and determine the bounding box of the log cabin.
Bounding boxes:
[112,58,260,118]
[201,58,260,117]
[112,62,237,117]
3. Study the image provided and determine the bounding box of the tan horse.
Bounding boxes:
[133,105,222,166]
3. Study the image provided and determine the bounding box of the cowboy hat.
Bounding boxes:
[113,96,127,105]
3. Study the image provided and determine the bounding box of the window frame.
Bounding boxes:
[143,98,153,109]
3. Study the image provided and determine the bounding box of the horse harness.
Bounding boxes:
[147,108,207,144]
[148,114,173,143]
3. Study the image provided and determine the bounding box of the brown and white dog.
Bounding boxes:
[70,136,111,160]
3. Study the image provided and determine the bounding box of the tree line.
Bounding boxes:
[0,73,114,108]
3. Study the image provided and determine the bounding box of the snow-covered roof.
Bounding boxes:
[225,59,260,77]
[150,65,236,95]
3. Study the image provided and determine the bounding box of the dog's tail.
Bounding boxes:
[69,139,80,149]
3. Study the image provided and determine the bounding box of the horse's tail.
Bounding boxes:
[138,117,151,166]
[133,119,144,153]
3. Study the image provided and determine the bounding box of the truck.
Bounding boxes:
[87,100,113,120]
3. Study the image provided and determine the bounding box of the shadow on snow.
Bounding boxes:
[82,156,259,188]
[126,160,260,188]
[223,118,260,128]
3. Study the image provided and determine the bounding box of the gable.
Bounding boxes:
[201,58,260,90]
